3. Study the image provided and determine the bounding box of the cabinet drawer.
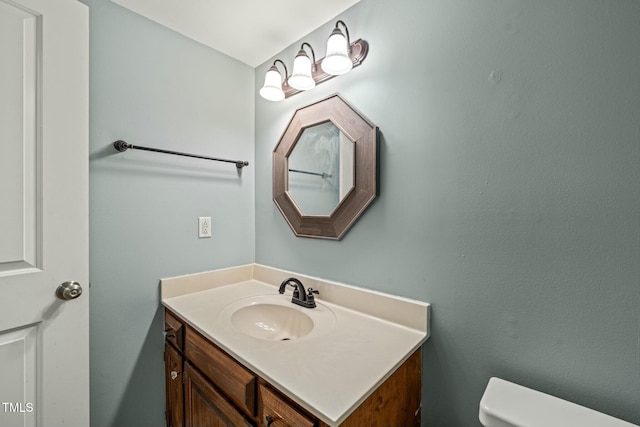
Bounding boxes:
[258,383,315,427]
[164,310,184,352]
[185,326,257,416]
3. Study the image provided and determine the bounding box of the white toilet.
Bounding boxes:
[479,377,639,427]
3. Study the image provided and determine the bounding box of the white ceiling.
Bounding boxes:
[110,0,360,67]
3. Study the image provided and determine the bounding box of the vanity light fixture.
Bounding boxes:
[321,20,352,75]
[288,43,317,91]
[259,21,368,102]
[259,59,288,102]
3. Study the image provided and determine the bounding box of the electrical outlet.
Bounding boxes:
[198,217,211,238]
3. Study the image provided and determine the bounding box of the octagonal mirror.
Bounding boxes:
[273,94,378,240]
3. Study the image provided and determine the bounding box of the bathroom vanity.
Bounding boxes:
[161,264,430,427]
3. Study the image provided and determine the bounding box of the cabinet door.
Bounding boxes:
[184,362,254,427]
[165,343,184,427]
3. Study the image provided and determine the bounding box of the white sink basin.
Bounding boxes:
[231,304,313,341]
[219,294,336,341]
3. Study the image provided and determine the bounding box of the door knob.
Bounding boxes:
[56,281,83,300]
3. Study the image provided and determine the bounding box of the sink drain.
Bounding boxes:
[280,338,291,341]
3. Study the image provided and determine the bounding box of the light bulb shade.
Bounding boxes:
[259,65,285,101]
[288,51,316,91]
[321,28,352,75]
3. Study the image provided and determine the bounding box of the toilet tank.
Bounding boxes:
[479,377,638,427]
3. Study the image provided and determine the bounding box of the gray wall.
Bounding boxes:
[83,1,255,426]
[255,1,640,426]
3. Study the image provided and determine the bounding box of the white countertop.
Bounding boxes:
[161,264,429,426]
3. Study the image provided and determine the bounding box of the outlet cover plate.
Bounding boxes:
[198,217,211,238]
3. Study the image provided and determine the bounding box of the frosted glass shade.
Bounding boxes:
[321,29,352,75]
[259,66,285,101]
[288,51,315,91]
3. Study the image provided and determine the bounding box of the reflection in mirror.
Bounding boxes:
[288,121,354,216]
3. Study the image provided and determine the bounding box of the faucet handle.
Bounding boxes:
[306,288,319,307]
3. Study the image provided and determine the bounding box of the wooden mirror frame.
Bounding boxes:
[273,94,378,240]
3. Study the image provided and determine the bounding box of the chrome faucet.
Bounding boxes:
[278,277,318,308]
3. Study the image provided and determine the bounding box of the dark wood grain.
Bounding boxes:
[184,362,254,427]
[165,310,184,352]
[258,382,316,427]
[338,349,422,427]
[185,326,257,416]
[164,343,185,427]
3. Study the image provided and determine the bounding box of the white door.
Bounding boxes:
[0,0,88,426]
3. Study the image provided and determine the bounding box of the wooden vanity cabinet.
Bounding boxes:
[164,308,422,427]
